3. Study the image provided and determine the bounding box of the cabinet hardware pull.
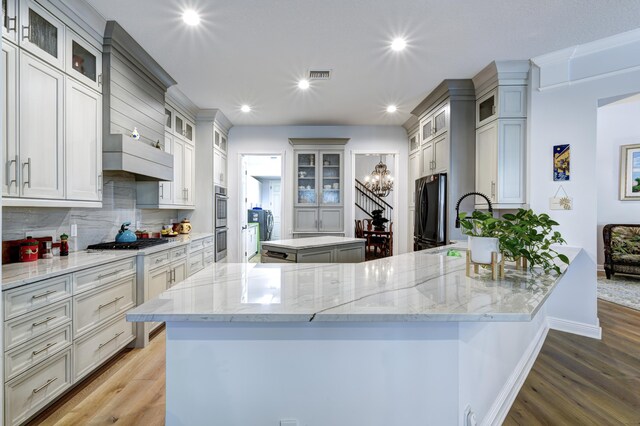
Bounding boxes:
[191,262,198,267]
[98,331,124,349]
[21,25,28,40]
[32,316,56,327]
[98,74,102,85]
[155,258,164,264]
[7,16,16,32]
[160,183,164,199]
[491,181,496,198]
[167,270,171,283]
[7,155,18,189]
[32,377,57,394]
[32,342,56,356]
[98,174,102,194]
[32,289,57,299]
[492,105,496,115]
[97,269,122,280]
[22,158,31,188]
[98,296,124,309]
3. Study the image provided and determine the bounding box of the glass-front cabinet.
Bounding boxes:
[66,29,101,91]
[320,152,342,206]
[19,0,65,69]
[295,151,317,206]
[3,0,18,42]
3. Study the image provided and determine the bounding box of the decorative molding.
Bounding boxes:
[410,79,475,119]
[532,28,640,91]
[289,138,349,146]
[166,86,200,121]
[196,109,234,134]
[484,322,549,426]
[472,60,530,97]
[547,316,602,339]
[402,115,419,133]
[104,21,177,91]
[45,0,106,47]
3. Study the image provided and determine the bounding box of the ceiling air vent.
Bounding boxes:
[309,69,332,80]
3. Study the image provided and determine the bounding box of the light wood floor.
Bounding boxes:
[29,300,640,425]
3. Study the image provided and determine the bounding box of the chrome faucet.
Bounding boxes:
[454,192,493,228]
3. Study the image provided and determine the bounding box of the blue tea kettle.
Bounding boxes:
[116,222,137,243]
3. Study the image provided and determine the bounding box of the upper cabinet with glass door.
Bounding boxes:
[65,29,101,91]
[19,0,65,69]
[214,126,227,153]
[3,0,18,43]
[432,102,448,138]
[320,152,342,206]
[295,151,317,206]
[174,112,195,143]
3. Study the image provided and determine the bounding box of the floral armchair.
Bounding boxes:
[603,224,640,279]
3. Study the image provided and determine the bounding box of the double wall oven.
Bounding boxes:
[214,185,228,261]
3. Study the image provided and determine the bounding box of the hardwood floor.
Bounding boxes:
[506,300,640,425]
[29,300,640,425]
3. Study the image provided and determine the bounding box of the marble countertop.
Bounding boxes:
[127,245,582,323]
[3,233,214,289]
[2,251,138,290]
[261,236,366,250]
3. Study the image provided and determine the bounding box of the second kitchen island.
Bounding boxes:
[260,235,366,263]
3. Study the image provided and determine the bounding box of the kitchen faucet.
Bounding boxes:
[454,192,494,228]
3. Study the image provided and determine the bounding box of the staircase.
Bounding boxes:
[355,179,393,220]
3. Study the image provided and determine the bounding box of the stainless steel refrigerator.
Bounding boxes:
[414,173,447,250]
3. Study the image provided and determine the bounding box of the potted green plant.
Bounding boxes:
[499,209,569,275]
[458,210,502,264]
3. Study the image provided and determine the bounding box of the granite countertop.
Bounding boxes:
[261,236,366,250]
[2,251,138,290]
[126,245,583,323]
[2,233,214,289]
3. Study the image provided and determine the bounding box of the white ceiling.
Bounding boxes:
[86,0,640,126]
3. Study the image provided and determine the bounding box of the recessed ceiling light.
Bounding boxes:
[241,105,251,113]
[386,105,397,113]
[182,9,200,26]
[391,37,407,51]
[298,79,310,90]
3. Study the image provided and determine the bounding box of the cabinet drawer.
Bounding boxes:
[189,239,205,252]
[147,250,170,268]
[5,300,72,351]
[5,324,72,381]
[170,246,188,262]
[4,275,72,321]
[204,255,215,267]
[74,314,134,381]
[204,246,215,260]
[202,237,214,248]
[73,276,135,338]
[74,258,136,294]
[188,251,204,276]
[5,348,72,426]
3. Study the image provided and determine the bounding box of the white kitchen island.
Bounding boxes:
[260,236,366,263]
[127,245,595,426]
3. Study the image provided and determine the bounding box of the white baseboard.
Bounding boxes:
[485,323,549,426]
[547,317,602,340]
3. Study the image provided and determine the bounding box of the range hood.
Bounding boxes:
[102,21,177,181]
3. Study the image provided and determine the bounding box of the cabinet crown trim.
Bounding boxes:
[289,138,349,146]
[410,79,475,118]
[472,60,531,96]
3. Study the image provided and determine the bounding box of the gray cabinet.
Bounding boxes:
[297,247,333,263]
[292,141,347,235]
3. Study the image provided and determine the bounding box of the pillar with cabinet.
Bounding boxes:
[472,60,529,209]
[290,138,349,237]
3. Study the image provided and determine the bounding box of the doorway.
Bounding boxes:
[239,154,283,263]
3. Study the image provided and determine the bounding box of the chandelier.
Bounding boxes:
[364,156,394,198]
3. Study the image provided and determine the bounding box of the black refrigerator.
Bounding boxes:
[414,173,447,250]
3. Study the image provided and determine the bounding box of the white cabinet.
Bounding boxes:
[421,141,433,176]
[294,208,318,232]
[214,126,227,153]
[19,51,64,199]
[421,115,433,143]
[184,142,195,205]
[2,0,18,43]
[419,103,449,176]
[475,119,526,208]
[214,148,227,187]
[172,137,195,207]
[2,41,18,197]
[319,208,343,232]
[409,130,420,154]
[158,132,173,205]
[174,113,194,144]
[432,103,448,138]
[18,0,65,69]
[65,77,102,201]
[432,134,449,174]
[476,86,527,127]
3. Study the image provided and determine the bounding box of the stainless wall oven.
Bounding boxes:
[215,227,227,261]
[215,185,228,228]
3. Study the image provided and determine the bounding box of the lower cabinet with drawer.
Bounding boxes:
[3,257,138,425]
[5,348,73,426]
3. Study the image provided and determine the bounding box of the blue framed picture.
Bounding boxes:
[553,144,570,181]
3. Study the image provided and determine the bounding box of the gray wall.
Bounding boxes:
[3,172,177,251]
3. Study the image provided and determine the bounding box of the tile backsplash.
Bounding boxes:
[2,172,178,251]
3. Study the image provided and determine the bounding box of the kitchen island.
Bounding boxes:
[127,245,596,426]
[260,235,366,263]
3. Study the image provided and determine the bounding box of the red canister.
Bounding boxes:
[19,238,39,262]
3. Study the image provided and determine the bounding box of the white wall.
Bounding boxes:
[529,34,640,329]
[227,126,409,261]
[596,96,640,268]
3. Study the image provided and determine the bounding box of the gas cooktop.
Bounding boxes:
[87,238,170,250]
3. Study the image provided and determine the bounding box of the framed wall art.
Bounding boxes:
[553,144,570,181]
[619,143,640,201]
